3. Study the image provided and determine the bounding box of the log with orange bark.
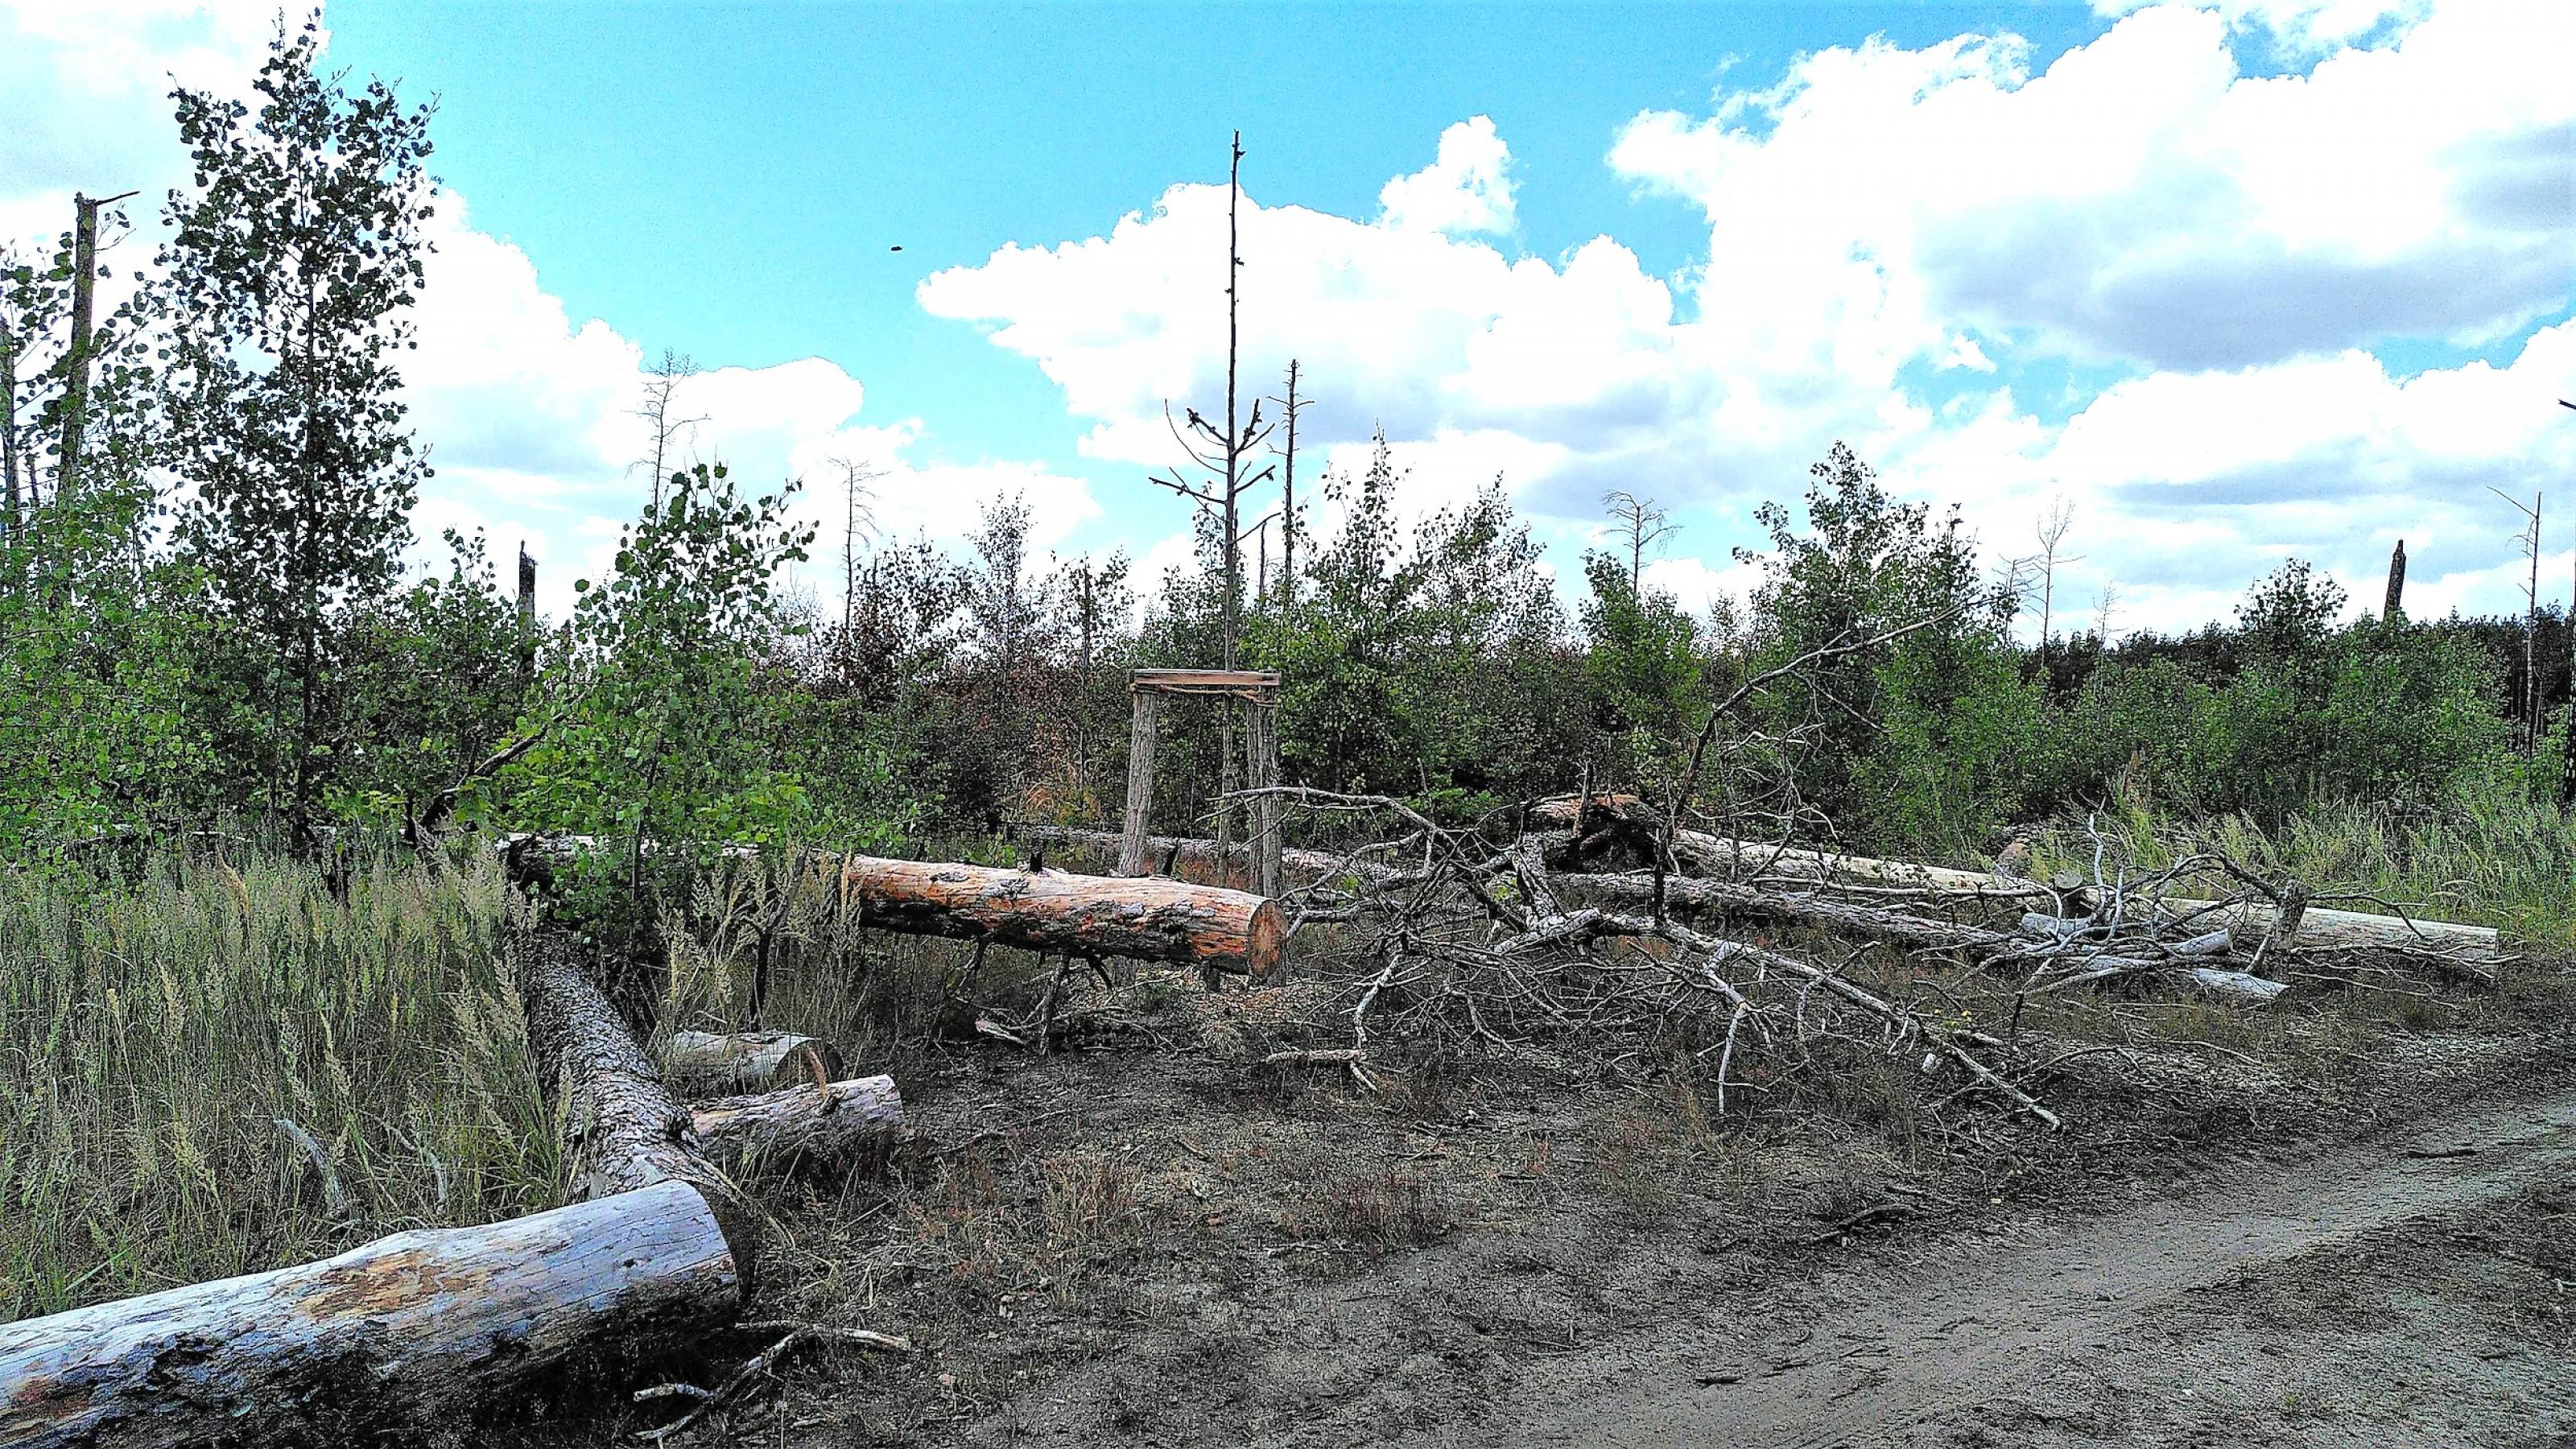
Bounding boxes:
[841,853,1286,978]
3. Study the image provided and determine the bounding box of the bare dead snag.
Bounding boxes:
[840,853,1286,979]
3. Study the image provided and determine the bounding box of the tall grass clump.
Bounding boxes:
[2034,786,2576,955]
[0,846,559,1321]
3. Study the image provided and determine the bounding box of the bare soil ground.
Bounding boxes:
[512,966,2576,1449]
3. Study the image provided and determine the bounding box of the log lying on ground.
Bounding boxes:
[0,943,912,1449]
[518,945,755,1247]
[0,1180,739,1449]
[664,1029,844,1093]
[842,853,1286,978]
[1016,824,1360,890]
[691,1075,903,1173]
[1526,794,2501,962]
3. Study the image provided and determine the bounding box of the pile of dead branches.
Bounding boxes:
[1239,788,2504,1130]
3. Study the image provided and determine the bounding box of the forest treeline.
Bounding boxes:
[2,23,2563,891]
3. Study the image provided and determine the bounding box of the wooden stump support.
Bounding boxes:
[1118,669,1282,899]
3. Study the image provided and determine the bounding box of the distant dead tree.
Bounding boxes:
[2491,485,2544,755]
[1147,130,1280,859]
[829,456,884,631]
[633,349,706,507]
[2382,539,2407,621]
[2031,497,2081,664]
[1268,357,1309,605]
[1602,489,1678,590]
[2093,581,2121,644]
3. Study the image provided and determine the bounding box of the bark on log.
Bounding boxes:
[0,1181,739,1449]
[691,1075,903,1173]
[663,1030,844,1094]
[515,940,762,1279]
[1527,795,2500,961]
[840,854,1286,978]
[1018,824,1355,891]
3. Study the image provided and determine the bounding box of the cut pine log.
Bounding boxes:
[0,1180,739,1449]
[841,853,1286,978]
[664,1029,844,1093]
[1527,794,2500,964]
[518,944,753,1246]
[691,1075,904,1172]
[1018,824,1358,891]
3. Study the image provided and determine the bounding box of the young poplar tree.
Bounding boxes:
[158,17,437,835]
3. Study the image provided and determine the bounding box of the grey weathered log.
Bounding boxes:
[841,853,1286,978]
[1020,824,1356,891]
[691,1075,903,1173]
[514,939,763,1286]
[1530,794,2501,960]
[663,1029,843,1094]
[2188,967,2292,1004]
[0,1180,740,1449]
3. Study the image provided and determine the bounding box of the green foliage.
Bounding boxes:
[157,17,438,830]
[0,848,550,1319]
[2031,570,2512,824]
[1578,550,1702,782]
[1254,437,1570,812]
[504,464,820,877]
[334,530,529,828]
[1737,442,2029,849]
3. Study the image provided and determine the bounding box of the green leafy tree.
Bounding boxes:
[1578,549,1703,784]
[1740,443,2029,847]
[506,464,815,927]
[157,17,436,836]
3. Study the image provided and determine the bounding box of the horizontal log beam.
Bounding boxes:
[0,1181,739,1449]
[842,854,1285,978]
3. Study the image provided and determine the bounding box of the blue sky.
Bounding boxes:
[5,0,2572,631]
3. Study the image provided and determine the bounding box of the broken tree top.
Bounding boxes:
[1129,668,1280,699]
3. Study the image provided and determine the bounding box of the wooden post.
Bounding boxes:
[1245,697,1282,899]
[1119,687,1159,876]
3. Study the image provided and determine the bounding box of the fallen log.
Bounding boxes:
[664,1029,844,1093]
[0,1180,739,1449]
[691,1075,903,1173]
[841,853,1286,979]
[1016,824,1359,890]
[1527,795,2500,962]
[518,945,753,1246]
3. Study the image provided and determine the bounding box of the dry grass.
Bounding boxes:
[0,846,555,1320]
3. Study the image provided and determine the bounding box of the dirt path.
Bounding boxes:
[1463,1085,2576,1448]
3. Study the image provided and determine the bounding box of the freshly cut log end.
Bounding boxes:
[665,1030,844,1093]
[0,1180,739,1449]
[841,854,1286,979]
[692,1075,904,1174]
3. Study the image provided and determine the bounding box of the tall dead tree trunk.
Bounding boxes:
[2383,538,2406,621]
[54,192,100,501]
